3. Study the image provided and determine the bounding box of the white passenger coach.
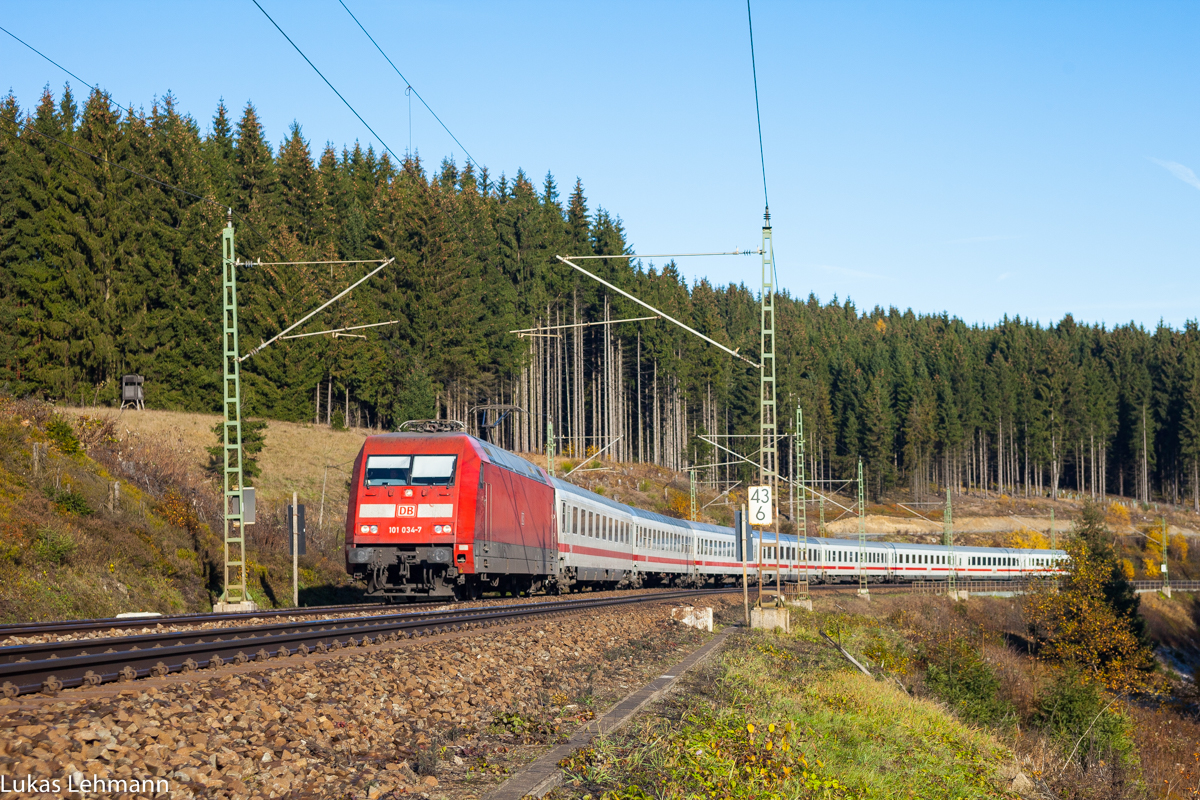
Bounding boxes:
[551,477,1067,588]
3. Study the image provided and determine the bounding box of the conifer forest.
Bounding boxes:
[4,86,1200,509]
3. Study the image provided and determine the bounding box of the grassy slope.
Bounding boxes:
[68,408,370,523]
[556,608,1019,799]
[559,592,1200,799]
[0,403,215,621]
[0,402,362,623]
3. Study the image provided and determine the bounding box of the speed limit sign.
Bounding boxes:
[749,485,773,526]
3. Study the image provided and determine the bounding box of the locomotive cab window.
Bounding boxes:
[364,454,458,487]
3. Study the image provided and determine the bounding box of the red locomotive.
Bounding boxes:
[344,421,557,601]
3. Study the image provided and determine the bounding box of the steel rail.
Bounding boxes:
[0,602,393,639]
[0,589,734,698]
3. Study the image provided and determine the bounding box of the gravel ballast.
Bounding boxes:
[0,598,737,799]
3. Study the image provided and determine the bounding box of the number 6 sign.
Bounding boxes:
[749,485,773,526]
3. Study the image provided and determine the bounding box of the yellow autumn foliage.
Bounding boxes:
[1011,526,1050,550]
[1169,532,1189,563]
[1119,559,1134,580]
[1105,502,1130,528]
[1022,504,1157,694]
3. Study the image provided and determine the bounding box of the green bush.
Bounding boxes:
[1034,670,1135,766]
[33,526,76,565]
[45,487,93,516]
[206,418,267,480]
[922,637,1012,725]
[45,417,80,454]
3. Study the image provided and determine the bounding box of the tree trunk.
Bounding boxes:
[637,332,643,463]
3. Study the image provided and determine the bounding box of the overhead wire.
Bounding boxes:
[746,0,769,214]
[250,0,401,165]
[338,0,479,170]
[0,25,95,96]
[0,23,272,242]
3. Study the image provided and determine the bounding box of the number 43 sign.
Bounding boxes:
[749,485,773,526]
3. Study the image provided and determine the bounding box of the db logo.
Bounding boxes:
[398,506,416,517]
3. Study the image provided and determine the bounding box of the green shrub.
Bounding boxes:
[922,636,1012,724]
[45,487,92,516]
[1034,670,1135,766]
[0,540,21,564]
[45,417,80,454]
[206,418,267,480]
[33,526,76,565]
[331,410,346,431]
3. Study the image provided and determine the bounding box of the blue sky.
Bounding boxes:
[3,1,1199,329]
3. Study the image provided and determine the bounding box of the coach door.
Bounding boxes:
[481,478,493,557]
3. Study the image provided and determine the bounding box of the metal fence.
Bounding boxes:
[909,579,1059,596]
[1131,580,1200,593]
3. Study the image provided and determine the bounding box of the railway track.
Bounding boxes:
[0,601,392,641]
[0,588,735,698]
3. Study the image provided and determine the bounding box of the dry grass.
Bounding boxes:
[830,589,1200,799]
[64,407,369,531]
[1138,591,1200,706]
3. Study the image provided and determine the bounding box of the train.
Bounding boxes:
[344,424,1069,601]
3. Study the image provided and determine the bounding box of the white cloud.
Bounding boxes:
[1150,157,1200,190]
[997,272,1013,282]
[813,263,886,280]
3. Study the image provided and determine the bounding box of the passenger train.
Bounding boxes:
[344,427,1069,601]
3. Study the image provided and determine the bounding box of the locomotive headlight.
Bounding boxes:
[359,525,369,534]
[404,488,414,498]
[434,525,443,533]
[444,525,451,534]
[370,525,378,534]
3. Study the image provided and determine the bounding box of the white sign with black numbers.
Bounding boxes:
[749,485,773,526]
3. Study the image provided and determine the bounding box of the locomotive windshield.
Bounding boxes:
[364,454,458,487]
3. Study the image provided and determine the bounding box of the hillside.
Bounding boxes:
[0,400,360,623]
[65,407,370,541]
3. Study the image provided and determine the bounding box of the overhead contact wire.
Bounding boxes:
[0,24,273,242]
[251,0,401,164]
[747,0,769,213]
[338,0,479,170]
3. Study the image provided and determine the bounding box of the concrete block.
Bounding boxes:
[671,606,713,632]
[213,600,260,614]
[751,606,790,632]
[785,598,813,611]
